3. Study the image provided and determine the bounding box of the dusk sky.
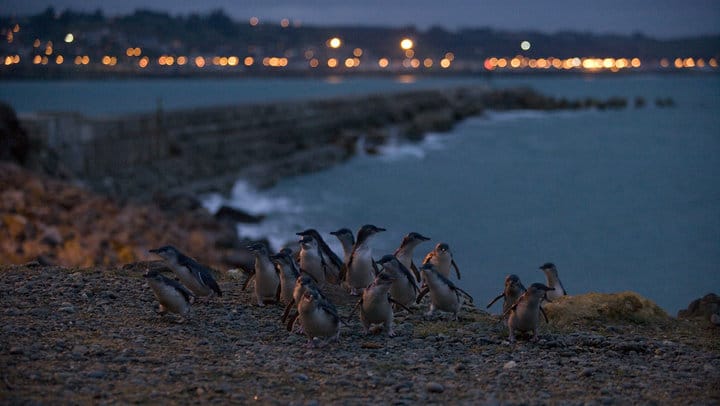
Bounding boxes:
[2,0,719,39]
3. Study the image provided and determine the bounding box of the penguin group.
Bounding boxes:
[145,225,567,346]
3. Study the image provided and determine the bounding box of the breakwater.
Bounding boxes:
[19,86,627,201]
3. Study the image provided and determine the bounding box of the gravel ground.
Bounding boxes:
[1,264,718,405]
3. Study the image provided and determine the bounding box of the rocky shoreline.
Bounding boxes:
[1,264,718,404]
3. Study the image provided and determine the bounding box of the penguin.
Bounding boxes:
[393,232,431,282]
[297,234,327,284]
[297,288,341,348]
[330,228,355,279]
[270,248,300,305]
[487,274,526,316]
[377,254,419,308]
[282,273,319,326]
[416,263,473,320]
[506,283,555,343]
[348,271,409,337]
[346,224,386,295]
[149,245,222,298]
[144,269,193,318]
[422,242,461,280]
[297,229,343,284]
[539,262,567,300]
[247,242,280,306]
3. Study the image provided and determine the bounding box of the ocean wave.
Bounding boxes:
[200,180,299,216]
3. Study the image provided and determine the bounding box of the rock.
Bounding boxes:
[295,373,309,382]
[3,213,28,239]
[214,205,265,224]
[711,314,720,326]
[9,346,24,355]
[503,360,517,370]
[59,305,76,314]
[677,293,720,323]
[0,102,30,164]
[426,382,445,393]
[580,368,594,377]
[543,292,669,327]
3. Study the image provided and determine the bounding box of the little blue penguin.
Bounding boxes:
[539,262,567,300]
[417,263,473,320]
[487,274,526,317]
[247,242,280,306]
[393,232,431,282]
[144,269,193,318]
[506,283,554,343]
[330,228,355,280]
[346,224,385,295]
[149,245,222,299]
[349,271,406,336]
[378,254,419,308]
[297,234,327,284]
[297,288,341,347]
[422,242,461,281]
[282,273,319,326]
[297,229,343,284]
[270,248,300,305]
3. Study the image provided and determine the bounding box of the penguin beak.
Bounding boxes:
[149,248,159,254]
[418,234,431,241]
[376,227,386,232]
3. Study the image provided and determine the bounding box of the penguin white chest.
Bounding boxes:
[149,281,190,315]
[300,251,325,283]
[428,280,460,313]
[349,246,375,288]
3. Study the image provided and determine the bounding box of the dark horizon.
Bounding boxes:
[1,0,719,40]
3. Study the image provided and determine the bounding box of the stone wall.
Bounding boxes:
[19,86,593,201]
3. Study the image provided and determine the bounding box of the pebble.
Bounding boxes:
[503,361,517,369]
[426,382,445,393]
[295,373,309,382]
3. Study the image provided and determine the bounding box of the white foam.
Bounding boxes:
[377,140,426,161]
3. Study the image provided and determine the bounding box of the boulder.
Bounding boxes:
[0,102,29,164]
[677,293,720,324]
[214,205,265,224]
[543,292,670,327]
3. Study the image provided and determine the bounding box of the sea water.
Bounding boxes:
[204,74,720,313]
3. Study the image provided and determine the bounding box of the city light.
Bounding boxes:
[195,56,205,68]
[244,57,254,66]
[378,58,389,68]
[249,17,259,26]
[353,48,363,57]
[327,37,342,48]
[520,40,531,51]
[64,33,74,43]
[400,38,414,50]
[280,19,290,28]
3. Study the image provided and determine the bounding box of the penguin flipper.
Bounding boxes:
[339,264,347,282]
[416,286,430,304]
[486,293,505,309]
[371,259,381,276]
[388,297,413,313]
[540,306,549,324]
[347,297,363,320]
[162,275,195,303]
[242,273,255,291]
[286,312,299,332]
[281,299,295,322]
[454,286,474,304]
[451,259,461,280]
[410,262,421,282]
[275,283,281,303]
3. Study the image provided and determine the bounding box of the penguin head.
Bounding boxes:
[356,224,386,244]
[298,273,317,287]
[143,269,163,281]
[377,254,400,274]
[247,242,269,255]
[148,245,179,260]
[330,228,355,244]
[299,235,317,249]
[407,232,430,242]
[375,270,397,286]
[400,232,431,249]
[296,229,318,238]
[539,262,559,277]
[527,282,555,301]
[436,242,450,252]
[505,274,522,288]
[270,250,291,266]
